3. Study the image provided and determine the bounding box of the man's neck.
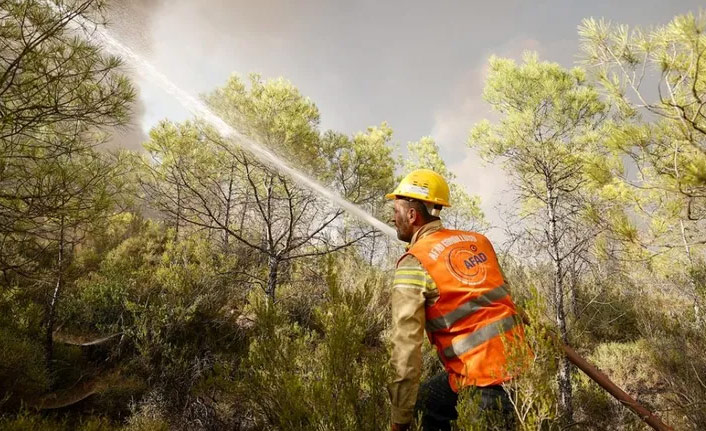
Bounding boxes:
[406,220,443,250]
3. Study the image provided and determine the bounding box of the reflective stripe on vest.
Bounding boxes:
[404,228,524,389]
[426,284,510,332]
[443,315,520,359]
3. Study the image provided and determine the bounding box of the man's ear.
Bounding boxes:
[408,206,419,224]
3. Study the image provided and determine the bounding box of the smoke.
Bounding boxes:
[102,0,165,151]
[60,7,398,238]
[106,0,163,56]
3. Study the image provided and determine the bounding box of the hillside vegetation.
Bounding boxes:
[1,1,705,430]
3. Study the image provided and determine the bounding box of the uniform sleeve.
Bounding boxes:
[388,255,428,424]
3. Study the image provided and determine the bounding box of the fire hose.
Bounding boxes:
[560,342,673,431]
[518,307,673,430]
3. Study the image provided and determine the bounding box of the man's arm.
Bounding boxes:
[388,255,428,426]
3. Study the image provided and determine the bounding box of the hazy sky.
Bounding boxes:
[107,0,703,239]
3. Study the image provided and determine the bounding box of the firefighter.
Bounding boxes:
[387,169,524,431]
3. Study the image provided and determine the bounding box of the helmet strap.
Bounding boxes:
[431,205,442,217]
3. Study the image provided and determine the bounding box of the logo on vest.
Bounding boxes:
[428,234,477,261]
[446,246,488,285]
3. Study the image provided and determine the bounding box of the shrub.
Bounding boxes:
[0,294,49,408]
[575,340,656,430]
[242,263,391,431]
[641,311,706,430]
[0,412,117,431]
[58,225,250,428]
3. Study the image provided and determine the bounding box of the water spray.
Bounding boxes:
[49,2,397,241]
[40,4,675,431]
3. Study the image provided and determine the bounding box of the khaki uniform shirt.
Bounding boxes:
[388,220,443,424]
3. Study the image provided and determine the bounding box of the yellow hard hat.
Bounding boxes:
[386,169,451,207]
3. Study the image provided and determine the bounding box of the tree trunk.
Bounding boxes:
[223,165,235,247]
[175,180,182,240]
[680,220,702,325]
[569,255,579,318]
[369,231,376,266]
[547,187,573,422]
[267,255,279,301]
[556,289,574,424]
[238,195,249,234]
[45,216,65,365]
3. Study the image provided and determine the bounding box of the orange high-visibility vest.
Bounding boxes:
[401,229,524,390]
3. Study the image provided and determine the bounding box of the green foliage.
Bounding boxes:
[0,324,49,404]
[455,388,511,431]
[579,12,706,261]
[589,341,658,402]
[0,412,117,431]
[639,306,706,430]
[574,361,645,431]
[4,3,706,431]
[501,278,562,430]
[203,72,397,209]
[403,137,486,231]
[142,73,398,303]
[0,0,134,142]
[573,283,641,345]
[0,0,135,260]
[466,51,613,264]
[467,53,611,226]
[470,53,605,160]
[320,124,396,206]
[690,260,706,299]
[122,395,171,431]
[507,316,561,430]
[457,327,560,431]
[0,0,138,376]
[0,412,66,431]
[58,222,249,427]
[242,261,391,431]
[204,73,322,171]
[468,52,613,423]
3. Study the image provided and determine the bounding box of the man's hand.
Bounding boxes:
[391,423,411,431]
